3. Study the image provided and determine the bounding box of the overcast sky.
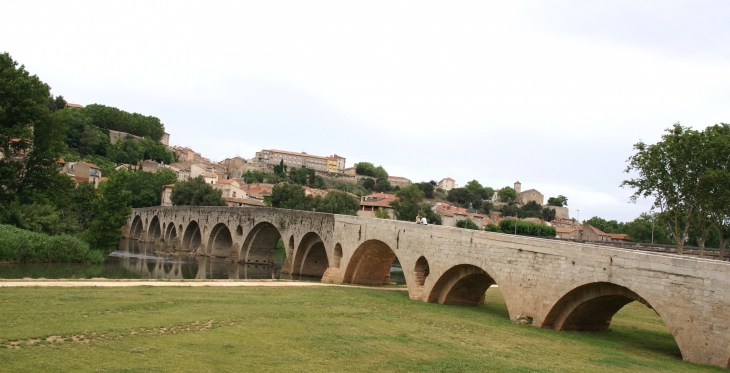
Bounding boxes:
[3,1,729,222]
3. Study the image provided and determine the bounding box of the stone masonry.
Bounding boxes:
[126,206,730,369]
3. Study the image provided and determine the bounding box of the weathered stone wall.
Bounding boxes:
[128,206,730,368]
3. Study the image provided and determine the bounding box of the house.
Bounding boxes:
[583,225,619,242]
[358,192,397,220]
[343,167,357,175]
[241,183,274,201]
[190,163,218,184]
[162,164,189,181]
[65,103,84,109]
[212,179,247,199]
[556,226,581,239]
[434,202,487,228]
[438,177,457,191]
[62,161,102,187]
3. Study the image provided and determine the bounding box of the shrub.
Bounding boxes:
[456,219,479,230]
[498,219,557,237]
[0,224,105,263]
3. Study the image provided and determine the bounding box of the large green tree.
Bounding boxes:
[622,124,706,254]
[170,176,226,206]
[0,53,71,209]
[270,182,312,210]
[314,190,359,215]
[82,170,133,252]
[696,123,730,259]
[547,195,568,207]
[497,186,517,203]
[127,169,178,208]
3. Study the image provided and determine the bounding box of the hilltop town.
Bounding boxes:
[71,128,623,243]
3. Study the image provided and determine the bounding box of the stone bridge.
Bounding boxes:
[125,206,730,368]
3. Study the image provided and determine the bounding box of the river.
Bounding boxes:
[0,239,406,284]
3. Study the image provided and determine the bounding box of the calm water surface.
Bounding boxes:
[0,239,406,284]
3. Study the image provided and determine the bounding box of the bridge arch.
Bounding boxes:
[130,215,143,239]
[147,216,162,241]
[540,281,687,361]
[165,223,177,243]
[542,282,662,331]
[182,220,202,251]
[241,222,282,265]
[343,239,399,285]
[292,232,329,278]
[207,223,233,258]
[427,264,497,306]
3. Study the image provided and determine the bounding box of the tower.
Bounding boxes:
[514,181,521,194]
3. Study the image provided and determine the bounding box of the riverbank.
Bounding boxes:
[0,279,408,290]
[0,286,719,372]
[0,224,104,264]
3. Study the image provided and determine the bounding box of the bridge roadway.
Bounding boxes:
[126,206,730,368]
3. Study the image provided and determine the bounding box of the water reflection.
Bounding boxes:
[0,239,405,284]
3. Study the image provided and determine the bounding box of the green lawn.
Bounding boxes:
[0,286,723,372]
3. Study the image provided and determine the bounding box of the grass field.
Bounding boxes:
[0,285,723,372]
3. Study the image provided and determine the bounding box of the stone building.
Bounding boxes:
[387,176,412,188]
[434,202,487,228]
[438,177,457,191]
[357,192,396,220]
[255,149,346,173]
[212,180,247,199]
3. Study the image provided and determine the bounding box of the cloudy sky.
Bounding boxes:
[3,1,729,222]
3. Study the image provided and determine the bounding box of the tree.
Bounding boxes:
[126,169,178,208]
[484,223,500,232]
[389,186,441,224]
[622,124,706,254]
[498,186,517,203]
[0,53,75,214]
[499,218,556,237]
[541,207,556,222]
[447,187,482,209]
[464,180,491,200]
[374,208,390,219]
[390,186,425,222]
[373,177,392,193]
[361,178,375,191]
[270,183,312,210]
[518,201,542,219]
[170,176,226,206]
[355,162,388,179]
[415,182,435,199]
[83,104,165,141]
[82,170,133,252]
[500,202,518,217]
[484,187,495,200]
[314,190,359,215]
[697,123,730,259]
[547,195,568,207]
[456,219,479,230]
[273,160,287,177]
[583,216,625,234]
[355,162,375,176]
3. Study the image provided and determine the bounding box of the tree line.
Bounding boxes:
[0,53,177,260]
